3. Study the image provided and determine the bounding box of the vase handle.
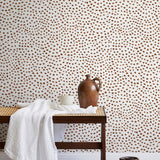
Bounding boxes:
[93,77,102,92]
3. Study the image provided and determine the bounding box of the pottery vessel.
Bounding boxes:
[60,95,74,105]
[78,74,101,108]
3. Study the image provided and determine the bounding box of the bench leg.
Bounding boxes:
[0,142,5,149]
[101,123,106,160]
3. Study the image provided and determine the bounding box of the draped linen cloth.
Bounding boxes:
[4,99,97,160]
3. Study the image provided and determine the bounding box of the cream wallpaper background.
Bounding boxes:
[0,0,159,153]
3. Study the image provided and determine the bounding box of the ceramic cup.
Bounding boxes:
[60,95,74,105]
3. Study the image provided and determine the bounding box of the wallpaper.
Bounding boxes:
[0,0,159,153]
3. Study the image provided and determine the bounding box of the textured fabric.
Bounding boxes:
[4,99,97,160]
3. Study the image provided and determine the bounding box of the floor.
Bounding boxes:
[0,151,11,160]
[0,151,160,160]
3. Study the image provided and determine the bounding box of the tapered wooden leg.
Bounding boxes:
[101,123,106,160]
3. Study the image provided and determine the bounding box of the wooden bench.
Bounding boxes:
[0,107,106,160]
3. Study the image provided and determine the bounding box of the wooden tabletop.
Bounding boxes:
[0,107,106,123]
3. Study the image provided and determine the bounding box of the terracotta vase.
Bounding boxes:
[78,74,102,108]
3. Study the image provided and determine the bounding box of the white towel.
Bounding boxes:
[4,99,97,160]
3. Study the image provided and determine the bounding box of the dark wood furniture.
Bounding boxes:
[0,107,106,160]
[120,157,139,160]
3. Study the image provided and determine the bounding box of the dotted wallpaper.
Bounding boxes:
[0,0,159,153]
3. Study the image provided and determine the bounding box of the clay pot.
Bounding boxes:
[78,74,102,108]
